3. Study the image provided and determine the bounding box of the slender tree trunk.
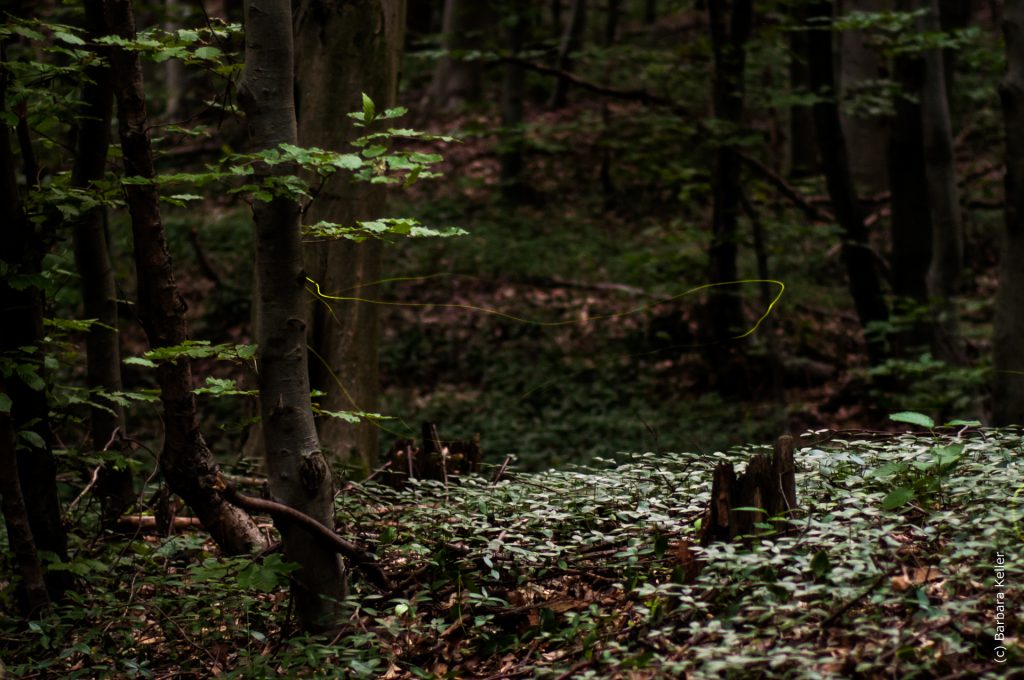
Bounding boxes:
[72,0,134,525]
[705,0,753,357]
[806,0,889,363]
[500,2,528,203]
[0,48,70,602]
[838,0,893,194]
[888,45,932,327]
[0,378,50,619]
[241,0,346,631]
[644,0,657,25]
[918,0,965,364]
[993,0,1024,425]
[425,0,488,111]
[164,0,184,120]
[549,0,587,108]
[939,0,973,94]
[605,0,620,45]
[104,0,264,554]
[787,5,817,178]
[294,0,405,474]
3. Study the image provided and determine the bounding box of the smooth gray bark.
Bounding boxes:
[240,0,346,629]
[994,0,1024,425]
[294,0,405,474]
[918,0,965,364]
[425,0,488,111]
[838,0,893,193]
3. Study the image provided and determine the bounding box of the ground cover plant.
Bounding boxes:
[2,428,1020,677]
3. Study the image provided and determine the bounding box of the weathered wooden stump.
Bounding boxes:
[700,435,797,546]
[382,422,481,488]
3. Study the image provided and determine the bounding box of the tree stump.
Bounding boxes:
[382,423,482,488]
[700,435,797,546]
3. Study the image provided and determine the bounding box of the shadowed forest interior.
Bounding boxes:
[1,0,1022,677]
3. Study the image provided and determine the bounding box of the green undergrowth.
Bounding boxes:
[2,430,1021,677]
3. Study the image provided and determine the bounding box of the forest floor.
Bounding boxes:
[2,429,1020,677]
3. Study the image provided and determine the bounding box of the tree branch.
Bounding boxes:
[217,476,390,590]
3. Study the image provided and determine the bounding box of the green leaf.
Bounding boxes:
[361,93,376,122]
[330,154,363,171]
[193,46,222,60]
[944,419,981,427]
[882,486,916,510]
[53,30,85,45]
[18,430,46,449]
[124,356,158,368]
[889,411,934,429]
[867,462,907,479]
[15,365,46,391]
[0,393,11,414]
[810,550,832,578]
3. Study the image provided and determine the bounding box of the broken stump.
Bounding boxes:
[700,435,797,546]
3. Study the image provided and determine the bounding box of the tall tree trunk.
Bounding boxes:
[294,0,405,474]
[918,0,965,364]
[787,4,818,178]
[425,0,488,111]
[938,0,973,95]
[838,0,893,194]
[993,0,1024,425]
[644,0,657,25]
[0,378,50,619]
[888,43,932,343]
[241,0,346,631]
[500,2,528,203]
[806,0,889,363]
[605,0,620,45]
[72,0,134,525]
[705,0,753,358]
[549,0,587,108]
[104,0,264,554]
[0,46,70,602]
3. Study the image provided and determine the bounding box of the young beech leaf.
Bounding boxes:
[810,550,832,578]
[882,486,916,510]
[362,92,376,122]
[889,411,935,429]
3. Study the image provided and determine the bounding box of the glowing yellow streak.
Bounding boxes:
[306,276,785,340]
[304,275,786,437]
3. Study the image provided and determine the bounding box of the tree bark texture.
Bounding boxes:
[838,0,893,193]
[0,53,70,602]
[705,0,753,353]
[104,0,264,554]
[242,0,347,630]
[994,0,1024,425]
[294,0,405,474]
[0,378,50,618]
[806,0,889,363]
[425,0,488,111]
[917,0,965,364]
[72,0,135,525]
